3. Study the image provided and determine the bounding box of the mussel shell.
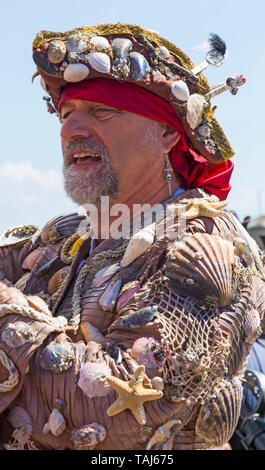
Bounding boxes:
[111,37,132,62]
[40,343,75,373]
[92,262,120,288]
[99,277,123,312]
[129,52,150,80]
[121,305,158,329]
[33,51,63,77]
[116,283,141,313]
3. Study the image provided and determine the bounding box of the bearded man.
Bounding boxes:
[0,24,264,451]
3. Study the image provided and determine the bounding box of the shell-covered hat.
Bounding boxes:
[32,23,246,165]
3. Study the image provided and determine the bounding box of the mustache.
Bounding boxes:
[62,137,109,166]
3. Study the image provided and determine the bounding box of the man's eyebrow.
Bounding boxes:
[60,102,73,112]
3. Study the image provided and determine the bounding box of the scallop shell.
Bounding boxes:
[195,377,242,447]
[2,321,36,348]
[40,343,75,373]
[86,52,111,74]
[186,93,207,129]
[244,309,261,345]
[111,37,132,62]
[121,223,156,268]
[166,233,235,307]
[7,407,32,429]
[80,321,105,344]
[116,283,141,313]
[63,63,89,82]
[99,277,123,311]
[130,337,167,370]
[66,33,90,53]
[42,408,66,437]
[71,423,106,450]
[48,267,70,295]
[90,36,110,49]
[171,80,190,102]
[129,52,151,81]
[92,262,120,288]
[47,40,67,64]
[77,361,112,397]
[41,212,87,244]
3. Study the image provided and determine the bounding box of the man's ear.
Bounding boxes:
[160,123,181,153]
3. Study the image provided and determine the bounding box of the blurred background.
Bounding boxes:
[1,0,265,242]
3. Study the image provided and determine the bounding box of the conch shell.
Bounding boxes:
[120,223,156,268]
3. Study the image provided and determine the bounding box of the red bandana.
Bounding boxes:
[59,78,233,201]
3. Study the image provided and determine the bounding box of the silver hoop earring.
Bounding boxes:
[164,154,173,196]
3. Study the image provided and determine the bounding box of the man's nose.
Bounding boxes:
[60,111,93,141]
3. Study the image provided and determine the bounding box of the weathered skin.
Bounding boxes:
[0,189,264,450]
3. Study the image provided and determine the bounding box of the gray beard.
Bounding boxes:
[62,138,120,207]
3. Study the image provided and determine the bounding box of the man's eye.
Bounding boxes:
[61,111,72,120]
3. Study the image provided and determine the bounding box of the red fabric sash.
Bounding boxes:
[59,78,233,200]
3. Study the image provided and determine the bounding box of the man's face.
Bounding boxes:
[60,99,166,207]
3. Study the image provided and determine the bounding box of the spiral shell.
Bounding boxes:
[77,361,112,397]
[121,223,156,268]
[86,52,111,74]
[48,267,69,295]
[2,321,36,348]
[130,337,167,370]
[166,233,235,307]
[71,423,106,450]
[42,408,66,436]
[47,40,67,64]
[64,63,89,82]
[40,343,75,373]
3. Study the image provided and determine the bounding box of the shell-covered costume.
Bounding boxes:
[0,189,264,450]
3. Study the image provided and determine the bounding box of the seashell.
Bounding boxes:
[116,283,141,313]
[111,37,132,62]
[48,267,69,295]
[92,262,120,288]
[40,343,75,373]
[7,407,32,429]
[151,376,164,391]
[40,77,47,91]
[105,342,123,364]
[77,361,112,398]
[22,247,43,271]
[167,233,235,307]
[195,377,242,447]
[47,40,67,64]
[121,305,158,329]
[146,420,180,450]
[42,408,66,436]
[171,80,190,102]
[33,51,63,77]
[14,272,31,291]
[35,255,59,277]
[197,124,211,138]
[121,223,156,268]
[86,52,111,74]
[66,33,90,53]
[233,237,254,267]
[99,277,123,311]
[129,52,151,81]
[157,46,170,59]
[186,93,207,129]
[90,36,110,49]
[71,423,106,450]
[2,321,36,348]
[130,337,167,370]
[244,309,261,345]
[63,63,89,82]
[80,321,105,344]
[41,212,87,244]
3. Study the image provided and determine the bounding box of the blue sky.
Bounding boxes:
[1,0,265,234]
